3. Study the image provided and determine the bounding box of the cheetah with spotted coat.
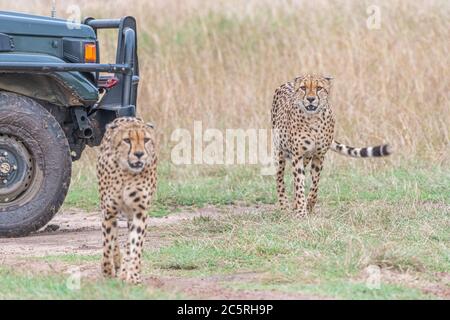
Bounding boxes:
[97,117,157,284]
[271,74,391,217]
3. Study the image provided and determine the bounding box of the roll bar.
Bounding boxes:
[0,16,139,117]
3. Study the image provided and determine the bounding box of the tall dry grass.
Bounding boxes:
[1,0,449,168]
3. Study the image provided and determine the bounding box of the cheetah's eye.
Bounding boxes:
[317,86,323,91]
[144,138,150,143]
[300,86,307,91]
[123,138,131,144]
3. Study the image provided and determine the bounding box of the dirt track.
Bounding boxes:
[0,207,325,300]
[0,208,226,257]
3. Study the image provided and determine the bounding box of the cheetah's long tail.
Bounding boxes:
[331,141,392,158]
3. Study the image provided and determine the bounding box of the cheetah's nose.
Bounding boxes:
[134,151,144,159]
[307,97,316,103]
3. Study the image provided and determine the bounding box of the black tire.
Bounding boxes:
[0,92,72,237]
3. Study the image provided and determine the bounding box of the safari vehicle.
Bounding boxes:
[0,11,139,237]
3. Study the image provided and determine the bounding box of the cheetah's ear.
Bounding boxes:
[106,122,118,130]
[294,76,305,90]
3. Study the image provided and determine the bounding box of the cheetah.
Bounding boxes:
[271,74,391,216]
[97,117,157,285]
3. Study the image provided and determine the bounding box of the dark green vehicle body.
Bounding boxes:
[0,12,99,107]
[0,11,140,237]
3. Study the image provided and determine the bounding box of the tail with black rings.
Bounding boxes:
[331,141,392,158]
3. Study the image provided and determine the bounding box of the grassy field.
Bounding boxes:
[0,0,449,299]
[2,0,449,163]
[1,163,449,299]
[64,162,450,212]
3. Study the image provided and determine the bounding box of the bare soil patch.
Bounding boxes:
[0,206,236,258]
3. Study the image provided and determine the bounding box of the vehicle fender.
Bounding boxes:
[0,53,98,106]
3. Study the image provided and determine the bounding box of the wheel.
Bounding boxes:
[0,92,72,237]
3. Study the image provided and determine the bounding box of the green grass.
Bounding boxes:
[23,202,448,300]
[148,201,447,299]
[142,201,448,269]
[65,163,450,212]
[64,180,98,211]
[232,282,437,300]
[39,253,100,264]
[0,268,183,300]
[35,195,449,299]
[19,162,450,299]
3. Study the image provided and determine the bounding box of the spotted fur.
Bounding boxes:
[97,117,157,285]
[271,74,391,216]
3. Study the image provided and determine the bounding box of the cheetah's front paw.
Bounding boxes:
[293,209,308,218]
[279,201,290,211]
[119,270,142,285]
[101,260,117,278]
[307,204,316,215]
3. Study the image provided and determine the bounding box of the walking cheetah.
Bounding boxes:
[271,74,391,216]
[97,117,157,284]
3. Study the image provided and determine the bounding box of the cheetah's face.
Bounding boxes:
[112,124,156,174]
[293,75,332,114]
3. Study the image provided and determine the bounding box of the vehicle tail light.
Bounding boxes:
[104,78,119,89]
[84,43,97,63]
[98,75,119,89]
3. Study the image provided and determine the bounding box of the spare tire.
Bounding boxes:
[0,92,72,237]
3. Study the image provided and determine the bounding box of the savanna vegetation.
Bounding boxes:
[0,0,448,299]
